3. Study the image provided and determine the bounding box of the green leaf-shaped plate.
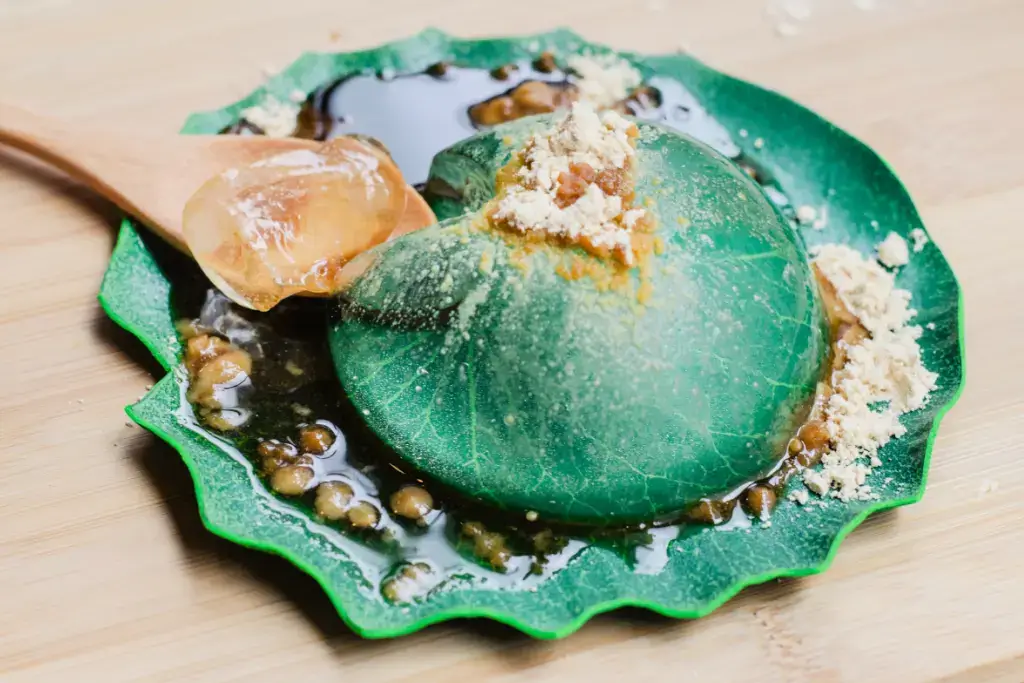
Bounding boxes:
[101,29,965,639]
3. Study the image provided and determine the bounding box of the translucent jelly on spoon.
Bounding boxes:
[183,137,409,311]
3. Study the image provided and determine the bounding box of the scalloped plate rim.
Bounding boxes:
[98,27,968,639]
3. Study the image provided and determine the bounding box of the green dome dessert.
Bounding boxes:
[330,104,828,524]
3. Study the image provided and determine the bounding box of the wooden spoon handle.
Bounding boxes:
[0,102,189,249]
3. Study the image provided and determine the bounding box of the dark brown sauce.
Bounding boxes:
[253,60,745,186]
[185,58,830,600]
[291,62,569,184]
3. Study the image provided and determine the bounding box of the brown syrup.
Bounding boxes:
[246,60,750,185]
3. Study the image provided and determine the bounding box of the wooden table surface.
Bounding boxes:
[2,1,1022,681]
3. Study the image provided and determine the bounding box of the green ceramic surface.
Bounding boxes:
[100,29,965,639]
[330,118,827,523]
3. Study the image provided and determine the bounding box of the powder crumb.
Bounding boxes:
[291,403,312,417]
[876,232,910,268]
[926,322,936,330]
[284,360,304,376]
[811,244,915,334]
[288,89,307,103]
[753,137,765,149]
[809,205,829,230]
[803,470,831,496]
[804,244,937,501]
[525,510,539,522]
[492,102,643,264]
[789,489,810,505]
[241,96,300,138]
[567,53,643,108]
[909,228,929,252]
[796,205,818,225]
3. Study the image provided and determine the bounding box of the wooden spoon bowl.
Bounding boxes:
[0,102,435,310]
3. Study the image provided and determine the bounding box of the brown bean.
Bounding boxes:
[270,465,314,496]
[258,439,298,460]
[474,532,511,570]
[314,481,354,520]
[298,424,335,454]
[381,562,432,603]
[461,521,486,538]
[798,421,831,451]
[491,64,518,80]
[380,578,403,603]
[510,81,560,113]
[533,51,557,73]
[201,408,247,432]
[687,498,736,525]
[426,61,449,78]
[261,450,308,476]
[188,349,252,408]
[175,318,204,340]
[744,485,778,521]
[468,96,515,126]
[260,453,285,475]
[185,334,231,373]
[347,502,380,529]
[531,529,567,555]
[389,486,434,521]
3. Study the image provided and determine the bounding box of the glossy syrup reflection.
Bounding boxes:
[287,62,745,185]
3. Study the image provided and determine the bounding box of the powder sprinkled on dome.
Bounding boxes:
[490,102,646,265]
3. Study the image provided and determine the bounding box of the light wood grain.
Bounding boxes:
[1,1,1021,681]
[0,102,325,251]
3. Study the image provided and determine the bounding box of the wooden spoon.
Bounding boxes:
[0,102,436,309]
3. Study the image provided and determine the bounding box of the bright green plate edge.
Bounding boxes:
[97,28,967,639]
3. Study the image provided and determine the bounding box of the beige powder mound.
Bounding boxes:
[804,244,938,501]
[567,53,643,108]
[876,231,910,268]
[492,102,644,263]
